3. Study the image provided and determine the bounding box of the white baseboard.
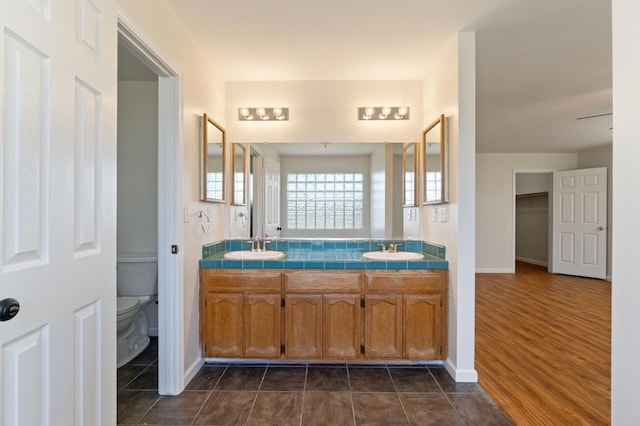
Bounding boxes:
[515,256,548,267]
[184,356,205,387]
[475,268,514,273]
[445,358,478,382]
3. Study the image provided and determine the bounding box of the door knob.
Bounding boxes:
[598,226,605,231]
[0,298,20,321]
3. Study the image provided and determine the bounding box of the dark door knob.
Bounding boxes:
[0,298,20,321]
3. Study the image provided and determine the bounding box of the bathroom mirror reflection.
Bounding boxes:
[422,114,448,205]
[403,143,418,206]
[232,143,247,205]
[201,113,226,203]
[246,142,412,239]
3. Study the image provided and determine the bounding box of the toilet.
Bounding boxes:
[116,253,158,368]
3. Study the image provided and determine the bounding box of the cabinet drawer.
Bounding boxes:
[365,271,445,293]
[284,271,361,293]
[201,269,281,292]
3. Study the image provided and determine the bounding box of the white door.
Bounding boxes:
[1,0,117,424]
[551,167,607,279]
[264,158,281,238]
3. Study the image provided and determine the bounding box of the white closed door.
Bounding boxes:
[551,167,607,279]
[264,159,281,238]
[0,0,118,424]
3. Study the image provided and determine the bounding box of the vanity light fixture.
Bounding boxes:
[238,107,289,121]
[358,106,410,121]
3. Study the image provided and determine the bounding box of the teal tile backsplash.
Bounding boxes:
[201,239,447,270]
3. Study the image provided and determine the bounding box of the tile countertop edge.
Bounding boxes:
[199,238,448,270]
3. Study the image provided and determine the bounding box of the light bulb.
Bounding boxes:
[256,108,266,118]
[397,107,409,116]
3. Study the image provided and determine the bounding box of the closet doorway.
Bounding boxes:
[514,172,553,269]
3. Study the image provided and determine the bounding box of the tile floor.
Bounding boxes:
[117,338,513,425]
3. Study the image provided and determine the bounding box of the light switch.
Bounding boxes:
[439,205,449,222]
[431,207,438,222]
[184,206,190,223]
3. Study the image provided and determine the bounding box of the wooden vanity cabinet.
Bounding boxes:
[200,269,281,358]
[364,270,447,360]
[200,268,448,362]
[283,271,362,360]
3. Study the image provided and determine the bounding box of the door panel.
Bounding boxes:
[1,0,118,424]
[263,158,280,238]
[552,167,607,279]
[285,295,322,358]
[244,294,281,358]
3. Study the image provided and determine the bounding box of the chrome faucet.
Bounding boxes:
[379,242,402,253]
[389,243,402,253]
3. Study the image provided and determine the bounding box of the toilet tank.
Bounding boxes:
[117,253,158,297]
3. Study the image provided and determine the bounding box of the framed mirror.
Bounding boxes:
[422,114,448,205]
[202,113,226,203]
[403,143,418,206]
[232,143,247,205]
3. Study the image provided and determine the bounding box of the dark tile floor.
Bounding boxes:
[117,338,513,425]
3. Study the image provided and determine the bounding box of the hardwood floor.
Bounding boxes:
[476,261,611,425]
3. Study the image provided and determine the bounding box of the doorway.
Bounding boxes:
[118,19,184,395]
[514,172,552,269]
[512,170,553,271]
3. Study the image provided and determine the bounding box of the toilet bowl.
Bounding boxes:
[116,253,158,368]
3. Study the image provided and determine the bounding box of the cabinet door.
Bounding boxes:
[285,295,323,358]
[205,294,243,357]
[364,295,402,359]
[244,294,282,358]
[324,294,361,359]
[404,295,441,359]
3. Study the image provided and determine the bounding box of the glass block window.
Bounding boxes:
[286,173,364,230]
[404,172,415,205]
[234,171,244,203]
[207,172,223,200]
[425,171,441,202]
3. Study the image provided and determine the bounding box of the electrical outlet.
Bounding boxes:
[184,206,190,223]
[431,207,438,222]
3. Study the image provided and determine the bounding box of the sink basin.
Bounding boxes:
[223,250,285,260]
[362,251,424,261]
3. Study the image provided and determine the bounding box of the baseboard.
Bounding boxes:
[445,358,478,383]
[184,356,205,387]
[515,256,548,267]
[475,268,514,273]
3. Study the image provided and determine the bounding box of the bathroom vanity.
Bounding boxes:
[199,239,448,362]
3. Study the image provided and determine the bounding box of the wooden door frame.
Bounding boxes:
[118,15,185,395]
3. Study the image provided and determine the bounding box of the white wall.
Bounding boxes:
[612,1,640,422]
[117,80,159,333]
[225,80,422,144]
[516,173,552,195]
[117,81,159,255]
[118,0,226,385]
[578,144,612,278]
[476,153,577,272]
[421,32,477,381]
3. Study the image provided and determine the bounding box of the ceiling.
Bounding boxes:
[158,0,612,153]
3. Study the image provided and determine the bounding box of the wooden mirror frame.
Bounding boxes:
[402,142,418,206]
[201,113,226,203]
[422,114,448,205]
[231,143,247,205]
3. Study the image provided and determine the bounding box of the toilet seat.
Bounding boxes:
[117,297,140,316]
